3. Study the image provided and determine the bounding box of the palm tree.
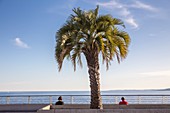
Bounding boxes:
[55,6,130,109]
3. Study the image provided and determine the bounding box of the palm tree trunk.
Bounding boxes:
[84,49,103,109]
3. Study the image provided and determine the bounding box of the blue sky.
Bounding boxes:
[0,0,170,91]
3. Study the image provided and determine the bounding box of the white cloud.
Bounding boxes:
[97,0,138,28]
[10,81,32,85]
[130,1,158,12]
[97,0,159,29]
[0,81,32,86]
[149,33,156,37]
[140,70,170,77]
[14,38,30,48]
[97,0,122,9]
[120,8,131,17]
[125,17,138,28]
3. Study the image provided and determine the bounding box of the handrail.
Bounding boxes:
[0,94,170,97]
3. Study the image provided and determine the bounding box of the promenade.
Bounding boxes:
[0,104,170,113]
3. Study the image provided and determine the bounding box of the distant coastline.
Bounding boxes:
[156,88,170,91]
[0,88,170,92]
[107,88,170,92]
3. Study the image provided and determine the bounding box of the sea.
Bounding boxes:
[0,90,170,104]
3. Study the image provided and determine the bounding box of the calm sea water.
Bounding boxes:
[1,90,170,96]
[0,90,170,104]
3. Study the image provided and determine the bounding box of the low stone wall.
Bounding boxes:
[0,104,49,112]
[0,104,170,113]
[46,104,170,113]
[38,109,170,113]
[51,104,170,109]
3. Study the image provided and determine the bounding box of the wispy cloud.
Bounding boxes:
[97,0,159,29]
[97,0,138,28]
[130,1,158,12]
[140,70,170,77]
[149,33,156,37]
[14,38,30,48]
[10,81,32,85]
[125,17,138,28]
[0,81,32,86]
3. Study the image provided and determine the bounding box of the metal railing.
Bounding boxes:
[0,95,170,104]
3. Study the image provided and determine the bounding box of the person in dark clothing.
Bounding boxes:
[55,96,64,105]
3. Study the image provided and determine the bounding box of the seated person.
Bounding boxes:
[55,96,64,105]
[119,97,128,105]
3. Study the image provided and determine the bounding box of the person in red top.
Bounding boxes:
[119,97,128,105]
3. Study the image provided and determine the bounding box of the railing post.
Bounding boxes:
[70,96,73,104]
[115,96,118,104]
[6,96,10,104]
[162,96,165,104]
[49,96,52,104]
[28,96,31,104]
[138,96,141,104]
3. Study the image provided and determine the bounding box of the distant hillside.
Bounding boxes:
[157,88,170,91]
[164,88,170,91]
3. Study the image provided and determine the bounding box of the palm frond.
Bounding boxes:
[55,6,131,71]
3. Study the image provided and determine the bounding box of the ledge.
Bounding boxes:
[0,104,170,113]
[51,104,170,109]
